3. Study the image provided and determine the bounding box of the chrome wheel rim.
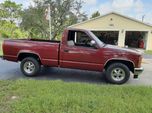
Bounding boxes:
[111,68,125,82]
[24,61,35,74]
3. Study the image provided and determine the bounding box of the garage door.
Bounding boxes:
[125,31,148,49]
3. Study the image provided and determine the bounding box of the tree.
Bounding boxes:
[21,3,49,39]
[21,0,87,40]
[74,0,88,22]
[0,0,22,23]
[91,11,100,19]
[0,20,27,38]
[0,1,26,39]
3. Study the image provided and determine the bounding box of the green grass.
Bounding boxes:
[0,80,152,113]
[145,50,152,55]
[0,39,3,56]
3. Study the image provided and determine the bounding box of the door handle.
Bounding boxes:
[64,49,69,53]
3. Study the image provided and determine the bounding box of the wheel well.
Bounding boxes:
[18,53,41,64]
[104,60,134,73]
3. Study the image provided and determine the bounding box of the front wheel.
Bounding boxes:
[21,57,40,77]
[105,63,130,84]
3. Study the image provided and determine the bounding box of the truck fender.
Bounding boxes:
[104,58,135,73]
[17,50,42,61]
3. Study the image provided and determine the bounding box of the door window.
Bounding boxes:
[68,30,93,47]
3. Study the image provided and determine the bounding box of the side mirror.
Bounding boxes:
[90,40,96,46]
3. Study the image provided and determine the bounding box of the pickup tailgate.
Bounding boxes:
[3,39,60,67]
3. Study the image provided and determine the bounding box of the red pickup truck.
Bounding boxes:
[2,28,143,84]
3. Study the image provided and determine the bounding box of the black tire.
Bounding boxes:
[21,57,40,77]
[105,63,130,84]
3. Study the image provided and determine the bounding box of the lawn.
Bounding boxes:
[0,80,152,113]
[145,50,152,55]
[0,38,3,56]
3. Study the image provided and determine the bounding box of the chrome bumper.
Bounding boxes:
[134,67,144,78]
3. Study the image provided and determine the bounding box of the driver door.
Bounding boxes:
[60,30,103,71]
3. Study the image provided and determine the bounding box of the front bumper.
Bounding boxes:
[134,67,144,78]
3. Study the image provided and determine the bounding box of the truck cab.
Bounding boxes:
[60,29,105,71]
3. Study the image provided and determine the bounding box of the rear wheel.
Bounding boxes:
[105,63,130,84]
[21,57,40,77]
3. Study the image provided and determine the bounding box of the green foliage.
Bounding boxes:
[0,1,27,39]
[12,28,28,39]
[0,0,87,40]
[21,4,49,39]
[21,0,87,40]
[0,20,15,38]
[0,20,27,39]
[0,0,22,23]
[1,32,9,38]
[0,0,88,40]
[0,80,152,113]
[91,11,101,19]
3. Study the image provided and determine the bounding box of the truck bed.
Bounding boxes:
[3,39,60,67]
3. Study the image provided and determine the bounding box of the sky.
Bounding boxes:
[82,0,152,24]
[0,0,152,24]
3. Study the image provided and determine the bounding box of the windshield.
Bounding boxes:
[88,31,105,47]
